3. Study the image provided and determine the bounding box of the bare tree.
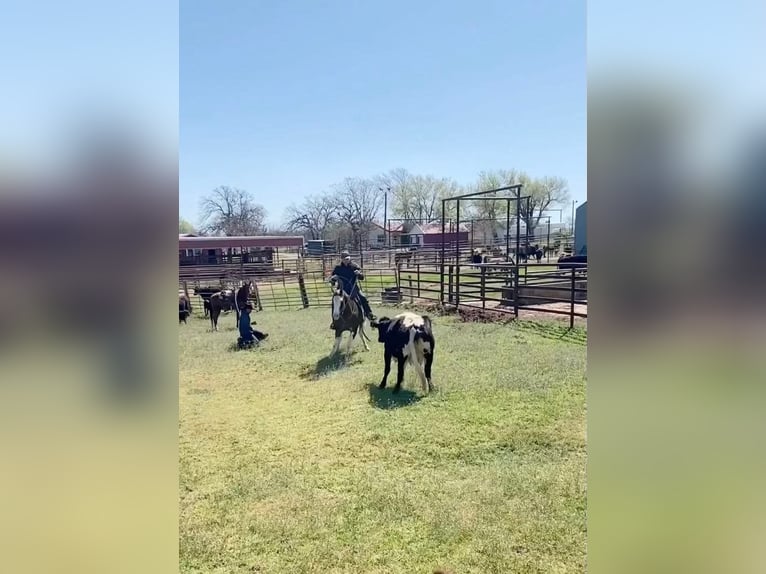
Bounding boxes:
[331,177,383,249]
[472,170,569,237]
[198,186,267,236]
[283,193,338,240]
[518,175,570,236]
[377,168,416,219]
[377,169,463,222]
[470,170,520,221]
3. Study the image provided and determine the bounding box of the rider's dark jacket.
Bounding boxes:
[331,262,364,295]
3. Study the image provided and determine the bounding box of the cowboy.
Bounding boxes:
[329,250,376,330]
[238,303,268,347]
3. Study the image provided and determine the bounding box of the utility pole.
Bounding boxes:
[379,186,390,249]
[546,216,551,262]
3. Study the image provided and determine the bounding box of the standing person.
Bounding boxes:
[329,250,376,330]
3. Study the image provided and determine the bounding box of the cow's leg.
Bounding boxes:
[410,353,429,394]
[379,350,392,389]
[393,357,406,393]
[424,349,434,391]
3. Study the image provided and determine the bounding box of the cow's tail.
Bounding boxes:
[415,316,434,354]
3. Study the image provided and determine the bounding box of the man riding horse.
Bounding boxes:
[329,250,376,330]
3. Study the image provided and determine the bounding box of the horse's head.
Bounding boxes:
[329,275,345,321]
[240,280,254,296]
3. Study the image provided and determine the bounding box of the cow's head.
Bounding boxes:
[370,317,391,342]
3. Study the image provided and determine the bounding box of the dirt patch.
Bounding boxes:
[384,300,587,329]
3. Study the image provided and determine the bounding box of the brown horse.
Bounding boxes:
[329,275,370,355]
[208,289,235,331]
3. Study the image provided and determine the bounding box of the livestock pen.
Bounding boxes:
[179,305,587,573]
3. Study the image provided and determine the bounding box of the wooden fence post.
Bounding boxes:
[569,267,576,329]
[408,276,413,304]
[298,273,310,309]
[480,266,486,309]
[416,264,421,298]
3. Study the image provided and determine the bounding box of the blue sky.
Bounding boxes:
[2,0,178,174]
[180,0,586,227]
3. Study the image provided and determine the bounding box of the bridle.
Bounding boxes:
[330,276,359,319]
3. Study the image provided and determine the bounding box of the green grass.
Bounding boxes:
[179,306,586,573]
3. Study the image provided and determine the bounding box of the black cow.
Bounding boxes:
[179,294,191,324]
[371,312,435,394]
[557,254,587,270]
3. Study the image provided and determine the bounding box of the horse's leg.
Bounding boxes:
[331,330,342,355]
[349,326,358,352]
[379,350,392,389]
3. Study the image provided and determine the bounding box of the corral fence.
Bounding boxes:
[395,262,587,328]
[180,268,399,315]
[180,260,587,328]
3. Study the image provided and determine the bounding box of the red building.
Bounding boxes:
[415,223,470,247]
[179,235,305,284]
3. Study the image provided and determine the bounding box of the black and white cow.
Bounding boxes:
[371,312,435,394]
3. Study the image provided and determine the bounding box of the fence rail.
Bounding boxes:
[180,269,399,313]
[180,260,587,328]
[397,262,587,328]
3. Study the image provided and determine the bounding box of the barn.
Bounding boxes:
[179,234,305,282]
[417,222,470,247]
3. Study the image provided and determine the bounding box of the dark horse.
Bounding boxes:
[208,289,235,331]
[207,281,255,332]
[518,244,543,263]
[234,280,255,324]
[329,275,370,355]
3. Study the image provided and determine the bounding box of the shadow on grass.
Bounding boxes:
[367,384,422,409]
[514,320,587,346]
[225,341,261,353]
[300,353,361,380]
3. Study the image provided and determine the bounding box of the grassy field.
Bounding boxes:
[179,306,587,573]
